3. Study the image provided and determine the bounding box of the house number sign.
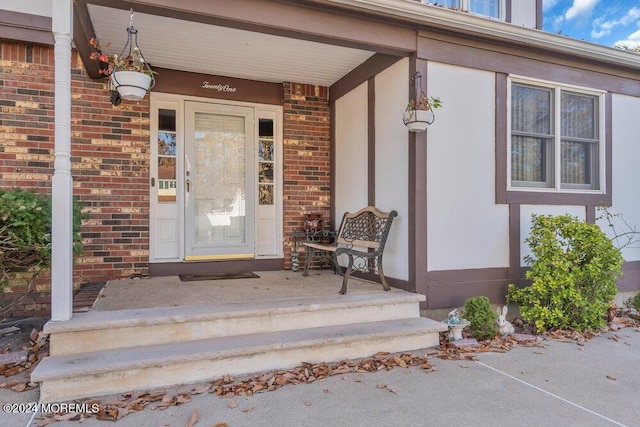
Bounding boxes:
[202,81,237,93]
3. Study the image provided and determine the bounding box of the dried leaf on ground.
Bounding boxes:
[185,408,198,427]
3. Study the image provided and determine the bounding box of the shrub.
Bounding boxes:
[507,214,623,332]
[625,293,640,310]
[0,188,85,274]
[463,296,497,341]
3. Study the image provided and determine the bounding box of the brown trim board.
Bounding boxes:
[368,77,376,206]
[495,72,613,207]
[152,68,282,105]
[426,268,511,309]
[408,56,428,295]
[619,261,640,293]
[0,10,53,46]
[417,34,640,97]
[73,2,109,79]
[331,54,405,101]
[509,203,523,285]
[149,258,284,277]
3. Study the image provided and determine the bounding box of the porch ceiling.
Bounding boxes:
[87,5,376,87]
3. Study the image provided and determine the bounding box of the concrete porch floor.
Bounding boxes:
[34,269,446,402]
[92,269,396,311]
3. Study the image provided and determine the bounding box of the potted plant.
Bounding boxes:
[89,37,155,101]
[403,91,442,132]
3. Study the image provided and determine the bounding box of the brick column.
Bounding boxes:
[282,83,331,268]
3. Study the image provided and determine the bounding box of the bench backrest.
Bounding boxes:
[335,206,398,251]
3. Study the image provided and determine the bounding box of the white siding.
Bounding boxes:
[335,83,368,223]
[510,0,537,29]
[597,94,640,262]
[375,58,410,280]
[426,63,509,271]
[520,205,586,266]
[1,0,51,16]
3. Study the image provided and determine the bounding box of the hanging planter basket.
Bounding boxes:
[403,110,435,132]
[111,71,152,101]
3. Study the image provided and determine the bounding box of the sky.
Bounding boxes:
[543,0,640,49]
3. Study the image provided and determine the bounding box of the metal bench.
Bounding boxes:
[302,206,398,294]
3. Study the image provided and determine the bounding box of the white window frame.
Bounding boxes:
[507,76,606,194]
[420,0,505,20]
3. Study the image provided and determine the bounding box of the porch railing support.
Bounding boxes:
[51,0,74,321]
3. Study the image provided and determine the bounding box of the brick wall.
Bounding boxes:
[0,41,149,317]
[282,83,332,269]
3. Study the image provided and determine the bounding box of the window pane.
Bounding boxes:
[425,0,460,7]
[259,140,273,161]
[158,132,176,156]
[259,184,273,205]
[158,157,176,202]
[561,92,597,139]
[561,141,597,187]
[470,0,499,18]
[259,163,274,183]
[511,136,549,183]
[159,109,176,132]
[512,85,552,135]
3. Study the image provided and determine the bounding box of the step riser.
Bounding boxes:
[39,332,440,402]
[50,302,420,355]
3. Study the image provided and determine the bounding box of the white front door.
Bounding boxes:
[149,95,282,264]
[184,102,256,260]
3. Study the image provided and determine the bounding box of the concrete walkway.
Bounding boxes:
[4,325,638,427]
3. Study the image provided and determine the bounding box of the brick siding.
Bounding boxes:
[0,41,150,317]
[282,83,331,269]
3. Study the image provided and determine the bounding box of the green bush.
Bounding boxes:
[0,188,85,273]
[463,296,497,341]
[624,293,640,310]
[507,214,623,332]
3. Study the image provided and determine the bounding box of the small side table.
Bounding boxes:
[291,229,337,272]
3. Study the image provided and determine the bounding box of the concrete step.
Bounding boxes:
[33,317,447,402]
[45,291,426,355]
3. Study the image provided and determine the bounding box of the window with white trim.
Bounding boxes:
[421,0,503,19]
[509,79,604,192]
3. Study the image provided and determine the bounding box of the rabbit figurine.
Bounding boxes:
[496,305,515,337]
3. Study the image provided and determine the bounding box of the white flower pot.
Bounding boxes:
[403,110,435,132]
[111,71,152,101]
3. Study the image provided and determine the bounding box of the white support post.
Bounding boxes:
[51,0,74,321]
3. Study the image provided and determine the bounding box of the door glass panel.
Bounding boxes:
[258,118,274,205]
[158,109,177,202]
[193,113,246,246]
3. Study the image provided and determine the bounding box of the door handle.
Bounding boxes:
[150,177,155,187]
[186,179,190,192]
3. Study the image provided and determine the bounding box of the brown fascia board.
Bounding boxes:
[74,2,103,79]
[0,10,53,45]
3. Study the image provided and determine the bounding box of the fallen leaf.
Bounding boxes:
[606,375,616,381]
[392,355,408,368]
[304,401,311,406]
[184,408,198,427]
[227,399,238,409]
[241,406,255,413]
[11,382,28,392]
